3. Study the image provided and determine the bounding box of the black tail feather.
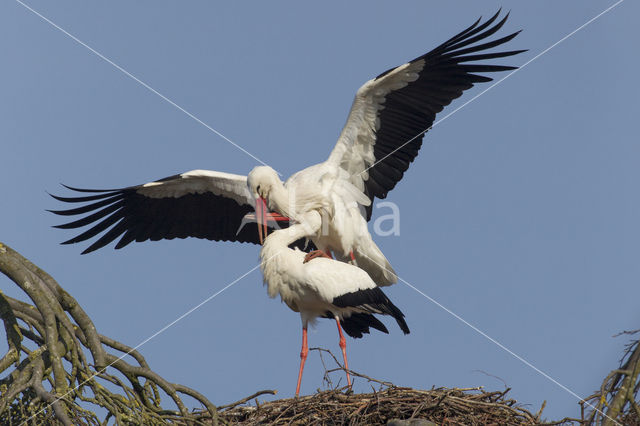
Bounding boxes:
[330,287,411,336]
[340,313,389,339]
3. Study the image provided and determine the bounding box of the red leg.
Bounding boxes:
[349,250,357,265]
[303,250,332,263]
[335,318,352,388]
[295,326,308,397]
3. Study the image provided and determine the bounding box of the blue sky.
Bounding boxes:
[1,1,638,421]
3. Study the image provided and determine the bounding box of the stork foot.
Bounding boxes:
[303,250,332,263]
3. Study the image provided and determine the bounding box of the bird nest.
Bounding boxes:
[216,386,564,425]
[210,346,576,426]
[2,241,619,426]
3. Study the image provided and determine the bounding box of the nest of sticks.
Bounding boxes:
[8,240,637,426]
[210,348,576,426]
[216,386,568,425]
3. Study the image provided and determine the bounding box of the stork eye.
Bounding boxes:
[256,185,261,195]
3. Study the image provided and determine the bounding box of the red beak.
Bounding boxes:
[251,197,290,245]
[256,197,268,245]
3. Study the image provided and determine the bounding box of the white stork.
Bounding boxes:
[259,211,409,395]
[50,11,524,288]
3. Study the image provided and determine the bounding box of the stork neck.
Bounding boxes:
[264,211,322,250]
[267,181,292,218]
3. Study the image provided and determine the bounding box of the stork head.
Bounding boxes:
[247,166,280,203]
[247,166,288,244]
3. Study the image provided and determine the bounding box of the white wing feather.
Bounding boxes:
[139,169,253,206]
[326,61,425,192]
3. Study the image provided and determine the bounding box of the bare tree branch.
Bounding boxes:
[0,241,219,425]
[581,330,640,425]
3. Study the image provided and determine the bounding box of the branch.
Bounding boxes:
[604,340,640,425]
[218,389,278,411]
[0,241,219,425]
[582,330,640,425]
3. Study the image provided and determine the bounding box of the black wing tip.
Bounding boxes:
[48,191,122,203]
[486,8,522,41]
[375,10,521,82]
[113,239,130,250]
[57,237,97,255]
[47,190,74,203]
[507,47,528,55]
[385,299,410,335]
[61,183,89,192]
[364,9,524,209]
[397,315,410,335]
[61,183,119,193]
[60,237,81,246]
[489,7,503,21]
[80,238,114,254]
[49,193,69,202]
[470,15,482,30]
[488,8,509,29]
[451,10,521,50]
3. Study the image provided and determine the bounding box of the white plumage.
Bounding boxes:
[247,164,397,286]
[259,211,409,395]
[139,170,252,205]
[49,11,524,396]
[51,12,524,291]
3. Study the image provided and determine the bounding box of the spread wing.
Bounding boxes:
[326,10,525,219]
[50,169,307,254]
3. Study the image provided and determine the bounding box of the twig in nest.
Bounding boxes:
[217,383,545,425]
[218,390,277,411]
[310,347,395,389]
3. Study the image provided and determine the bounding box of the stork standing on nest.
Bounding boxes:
[50,11,524,290]
[259,210,410,396]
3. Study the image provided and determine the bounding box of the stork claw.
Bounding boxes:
[303,250,332,263]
